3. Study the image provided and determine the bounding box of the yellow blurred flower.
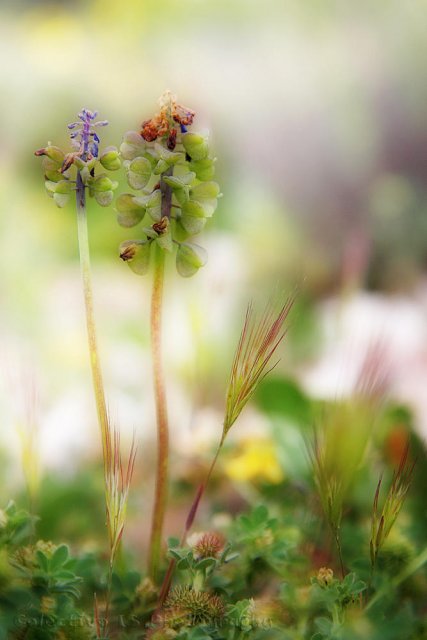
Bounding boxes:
[224,438,284,484]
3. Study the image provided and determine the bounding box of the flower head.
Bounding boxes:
[34,108,119,208]
[67,108,108,160]
[191,531,225,559]
[140,90,195,147]
[117,91,220,278]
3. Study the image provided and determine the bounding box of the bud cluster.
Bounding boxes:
[35,108,121,208]
[117,92,221,277]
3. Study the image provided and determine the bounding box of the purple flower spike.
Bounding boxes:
[68,108,107,160]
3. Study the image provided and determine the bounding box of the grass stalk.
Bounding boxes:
[156,298,293,608]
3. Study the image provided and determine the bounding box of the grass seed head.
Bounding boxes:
[223,297,294,439]
[370,444,415,568]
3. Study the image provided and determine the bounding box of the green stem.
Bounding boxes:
[75,172,110,473]
[334,528,345,579]
[148,244,169,582]
[103,562,114,637]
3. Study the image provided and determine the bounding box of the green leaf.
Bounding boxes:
[255,377,312,425]
[119,240,151,275]
[168,536,181,548]
[195,557,216,571]
[127,156,152,190]
[35,550,49,572]
[176,242,207,277]
[120,131,146,160]
[177,556,191,570]
[116,193,146,227]
[315,616,333,635]
[50,544,69,570]
[182,132,209,161]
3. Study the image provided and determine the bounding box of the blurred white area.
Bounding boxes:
[301,288,427,436]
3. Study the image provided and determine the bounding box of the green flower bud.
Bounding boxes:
[52,179,72,208]
[44,180,56,197]
[73,156,86,170]
[35,145,65,164]
[119,239,151,275]
[126,156,152,190]
[95,190,114,206]
[144,148,159,169]
[153,159,170,175]
[171,219,191,242]
[100,146,121,171]
[191,181,220,200]
[180,215,207,235]
[182,133,208,161]
[44,169,63,182]
[190,181,220,217]
[181,200,206,219]
[163,173,196,189]
[120,131,146,160]
[42,156,63,174]
[176,242,207,277]
[146,189,162,222]
[116,193,147,227]
[153,143,183,174]
[180,199,207,234]
[152,217,173,252]
[91,174,118,192]
[189,157,216,181]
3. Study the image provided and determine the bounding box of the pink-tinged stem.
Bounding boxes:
[157,441,222,608]
[148,244,169,582]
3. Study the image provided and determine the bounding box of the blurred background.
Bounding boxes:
[0,0,426,546]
